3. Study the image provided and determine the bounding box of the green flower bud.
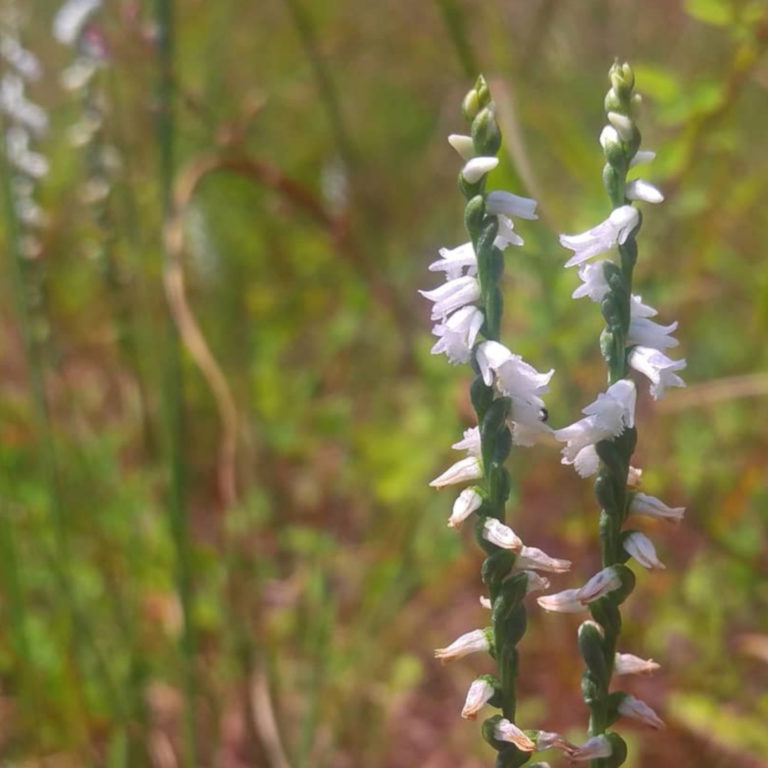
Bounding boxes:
[464,194,485,237]
[578,620,610,688]
[462,89,480,122]
[472,106,502,157]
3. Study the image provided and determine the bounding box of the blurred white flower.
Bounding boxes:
[614,652,660,675]
[629,492,685,522]
[618,694,664,729]
[623,532,665,570]
[53,0,101,45]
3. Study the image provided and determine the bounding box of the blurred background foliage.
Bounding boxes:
[0,0,767,766]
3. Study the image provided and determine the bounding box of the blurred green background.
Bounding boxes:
[1,0,767,766]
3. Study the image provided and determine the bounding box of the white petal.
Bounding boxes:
[626,179,664,204]
[461,156,499,183]
[623,532,666,569]
[429,456,482,488]
[448,133,474,161]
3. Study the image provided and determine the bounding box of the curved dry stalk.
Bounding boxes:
[163,151,344,510]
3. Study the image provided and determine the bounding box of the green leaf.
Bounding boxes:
[685,0,733,26]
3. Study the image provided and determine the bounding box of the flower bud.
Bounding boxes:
[461,89,480,121]
[471,106,501,156]
[607,111,635,143]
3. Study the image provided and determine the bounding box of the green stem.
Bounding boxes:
[153,2,198,765]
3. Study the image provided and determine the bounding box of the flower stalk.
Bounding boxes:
[543,61,686,766]
[424,76,568,768]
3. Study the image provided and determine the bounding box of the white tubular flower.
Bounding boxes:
[434,628,490,663]
[479,595,492,609]
[577,566,622,603]
[628,316,679,350]
[626,179,664,204]
[493,719,536,751]
[461,677,496,720]
[451,426,481,456]
[486,190,538,220]
[614,652,660,675]
[607,111,634,141]
[515,545,571,573]
[623,532,666,570]
[629,491,685,522]
[494,214,524,250]
[559,205,639,268]
[428,242,477,281]
[536,588,584,613]
[420,275,480,321]
[448,487,483,528]
[569,735,612,761]
[573,445,600,477]
[53,0,101,44]
[629,345,686,399]
[448,133,474,161]
[618,694,665,729]
[475,341,554,401]
[431,305,484,365]
[461,156,499,183]
[429,456,482,489]
[555,380,636,465]
[482,518,523,551]
[572,259,610,302]
[630,149,656,168]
